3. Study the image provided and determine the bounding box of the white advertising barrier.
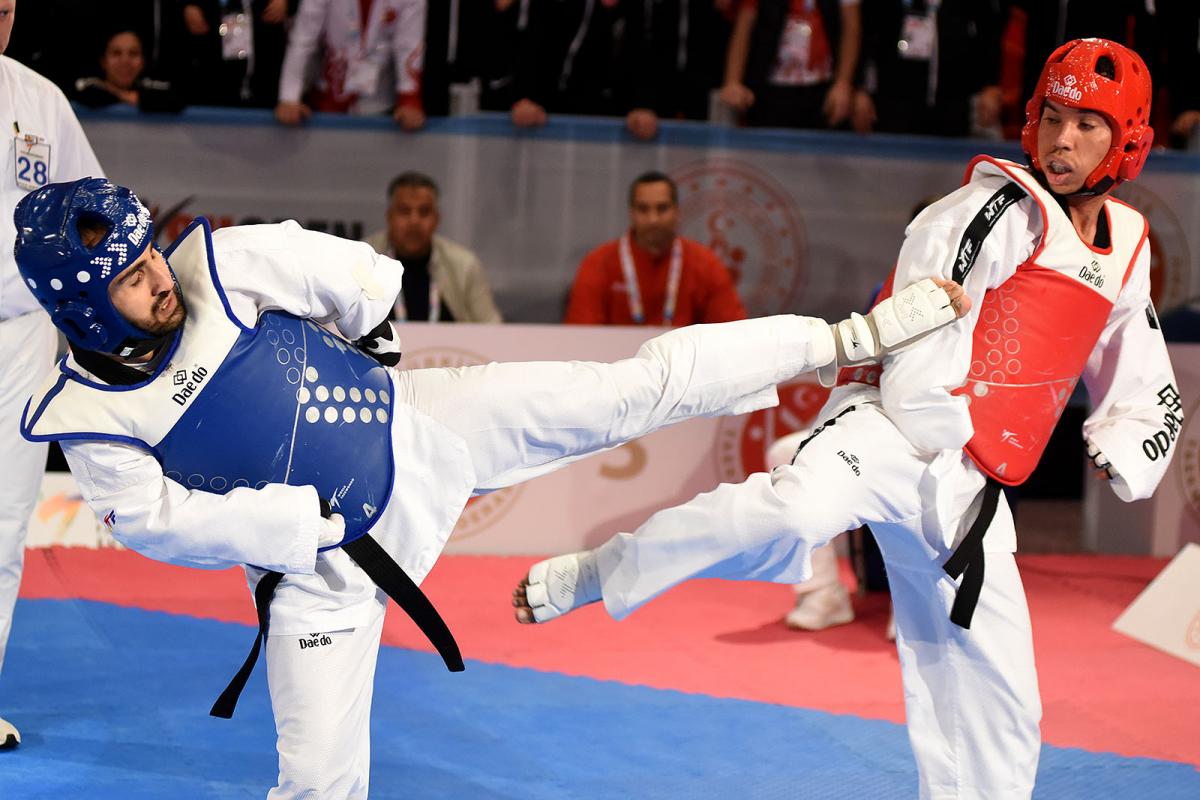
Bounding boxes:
[25,323,833,555]
[1084,343,1200,556]
[1113,543,1200,668]
[76,109,1200,325]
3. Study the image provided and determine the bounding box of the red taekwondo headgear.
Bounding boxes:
[1021,38,1154,195]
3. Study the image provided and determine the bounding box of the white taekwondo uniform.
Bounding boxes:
[0,55,102,680]
[584,158,1180,799]
[34,219,840,798]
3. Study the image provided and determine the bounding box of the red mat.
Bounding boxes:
[19,548,1200,766]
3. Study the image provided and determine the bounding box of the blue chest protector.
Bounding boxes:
[22,218,395,549]
[23,218,464,717]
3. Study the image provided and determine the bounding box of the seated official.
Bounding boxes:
[365,171,502,323]
[565,171,747,326]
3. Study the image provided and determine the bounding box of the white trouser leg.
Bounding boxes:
[266,593,386,800]
[594,404,930,618]
[876,488,1041,799]
[0,313,56,676]
[395,315,832,490]
[793,542,840,595]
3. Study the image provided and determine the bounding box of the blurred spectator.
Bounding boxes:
[1009,0,1155,102]
[719,0,861,129]
[482,0,624,128]
[618,0,733,140]
[565,172,747,326]
[275,0,427,130]
[364,172,503,323]
[180,0,295,107]
[852,0,1006,138]
[422,0,488,116]
[74,29,184,112]
[1159,2,1199,148]
[7,1,190,97]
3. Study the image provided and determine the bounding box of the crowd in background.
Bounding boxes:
[6,1,1200,147]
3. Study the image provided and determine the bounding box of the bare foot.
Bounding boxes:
[512,579,536,624]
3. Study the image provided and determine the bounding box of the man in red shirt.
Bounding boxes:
[564,172,748,325]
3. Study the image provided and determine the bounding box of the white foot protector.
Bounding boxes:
[818,278,958,386]
[0,716,20,749]
[524,550,602,623]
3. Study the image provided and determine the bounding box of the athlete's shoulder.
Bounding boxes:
[578,238,620,268]
[910,158,1039,238]
[0,56,69,104]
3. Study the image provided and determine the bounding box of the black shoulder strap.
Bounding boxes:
[951,182,1026,285]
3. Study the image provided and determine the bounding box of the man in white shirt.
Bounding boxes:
[0,0,104,749]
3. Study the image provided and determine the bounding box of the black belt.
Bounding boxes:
[941,478,1001,629]
[210,532,464,719]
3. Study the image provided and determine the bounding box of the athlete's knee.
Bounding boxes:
[763,464,861,546]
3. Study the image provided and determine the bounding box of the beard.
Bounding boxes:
[142,285,187,336]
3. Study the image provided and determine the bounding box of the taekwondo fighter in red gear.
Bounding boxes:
[515,39,1180,800]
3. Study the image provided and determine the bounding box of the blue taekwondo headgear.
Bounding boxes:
[14,177,169,357]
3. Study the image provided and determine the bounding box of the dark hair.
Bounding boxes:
[77,216,110,249]
[1095,56,1115,80]
[387,171,438,199]
[629,171,678,206]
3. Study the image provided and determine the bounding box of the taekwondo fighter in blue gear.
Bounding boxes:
[14,177,968,799]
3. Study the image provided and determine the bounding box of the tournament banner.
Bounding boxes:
[26,324,832,555]
[76,109,1200,325]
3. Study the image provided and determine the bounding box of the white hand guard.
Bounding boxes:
[817,278,958,386]
[354,320,402,368]
[1085,438,1119,481]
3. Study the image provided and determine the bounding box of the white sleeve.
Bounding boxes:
[277,0,330,104]
[212,221,404,340]
[1081,241,1181,502]
[51,84,103,180]
[391,0,427,98]
[61,439,324,573]
[878,181,1040,453]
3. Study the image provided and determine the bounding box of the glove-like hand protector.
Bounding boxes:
[817,278,960,386]
[354,320,402,368]
[1085,438,1118,481]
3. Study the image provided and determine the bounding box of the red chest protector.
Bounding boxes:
[840,156,1148,485]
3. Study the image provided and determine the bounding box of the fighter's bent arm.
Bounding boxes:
[1081,243,1182,501]
[61,439,332,573]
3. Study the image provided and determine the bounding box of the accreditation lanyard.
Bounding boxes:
[393,284,440,322]
[619,234,683,325]
[392,246,441,323]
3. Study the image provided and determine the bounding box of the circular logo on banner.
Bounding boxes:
[1113,183,1192,315]
[403,346,524,541]
[715,380,831,482]
[673,158,808,317]
[1175,395,1200,527]
[1187,612,1200,651]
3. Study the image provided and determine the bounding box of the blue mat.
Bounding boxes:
[1,600,1197,799]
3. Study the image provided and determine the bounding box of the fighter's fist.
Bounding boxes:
[1085,437,1118,481]
[354,320,402,368]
